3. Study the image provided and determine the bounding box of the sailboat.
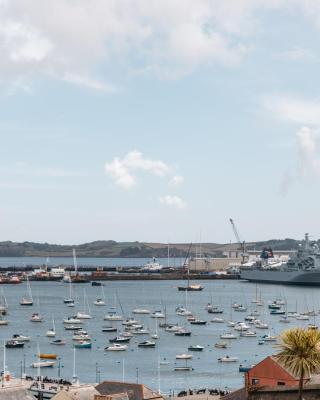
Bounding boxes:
[178,246,203,291]
[20,276,33,306]
[31,297,43,322]
[76,290,92,319]
[46,317,56,337]
[0,288,8,312]
[64,280,74,304]
[94,286,106,306]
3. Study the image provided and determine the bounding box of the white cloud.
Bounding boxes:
[279,126,320,194]
[275,46,316,62]
[105,150,170,190]
[0,0,301,89]
[159,195,187,209]
[169,175,184,186]
[263,94,320,125]
[63,73,118,93]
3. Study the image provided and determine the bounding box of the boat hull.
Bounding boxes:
[240,269,320,286]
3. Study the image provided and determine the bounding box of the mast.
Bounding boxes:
[73,248,78,274]
[167,243,170,268]
[157,355,161,394]
[2,340,5,387]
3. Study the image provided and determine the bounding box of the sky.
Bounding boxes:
[1,1,320,244]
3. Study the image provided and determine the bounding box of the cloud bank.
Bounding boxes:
[2,1,320,90]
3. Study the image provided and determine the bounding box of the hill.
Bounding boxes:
[0,238,305,258]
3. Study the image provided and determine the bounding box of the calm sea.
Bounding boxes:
[0,273,318,394]
[0,256,184,268]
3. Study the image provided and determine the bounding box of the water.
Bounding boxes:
[0,278,318,394]
[0,257,184,268]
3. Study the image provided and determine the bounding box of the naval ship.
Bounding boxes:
[240,234,320,285]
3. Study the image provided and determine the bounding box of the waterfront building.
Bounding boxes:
[245,356,307,388]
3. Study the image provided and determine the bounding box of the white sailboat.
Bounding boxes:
[0,288,8,312]
[76,290,92,319]
[46,317,56,337]
[64,280,74,304]
[94,286,106,306]
[20,276,33,306]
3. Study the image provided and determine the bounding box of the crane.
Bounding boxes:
[229,218,247,264]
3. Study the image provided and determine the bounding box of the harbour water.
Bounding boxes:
[0,256,184,268]
[0,263,319,393]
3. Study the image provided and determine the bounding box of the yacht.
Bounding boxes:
[218,356,239,362]
[30,313,43,322]
[105,343,127,351]
[63,316,82,324]
[176,354,192,360]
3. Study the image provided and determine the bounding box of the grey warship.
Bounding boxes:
[240,234,320,285]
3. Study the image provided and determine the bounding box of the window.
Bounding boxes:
[252,378,260,385]
[277,381,286,386]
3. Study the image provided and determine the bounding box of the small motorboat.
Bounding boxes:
[63,298,74,304]
[220,333,237,339]
[6,340,24,348]
[31,361,55,368]
[240,330,257,337]
[109,336,131,343]
[214,342,227,349]
[270,309,285,315]
[190,320,207,325]
[30,313,43,322]
[50,339,66,345]
[296,314,309,320]
[176,307,193,316]
[94,298,106,306]
[138,341,156,348]
[12,334,31,342]
[64,325,82,331]
[20,297,33,306]
[0,317,8,325]
[188,345,204,351]
[104,314,123,321]
[76,312,92,320]
[72,334,91,341]
[211,317,224,323]
[208,307,223,314]
[131,328,150,335]
[165,325,183,333]
[67,302,75,307]
[105,343,127,351]
[122,318,139,326]
[175,329,192,337]
[63,317,82,324]
[102,326,118,332]
[91,281,103,286]
[150,311,165,318]
[132,308,151,315]
[218,356,239,363]
[38,354,57,359]
[174,366,193,371]
[178,284,203,291]
[262,334,277,342]
[120,331,133,338]
[74,340,92,349]
[151,334,159,339]
[176,354,193,360]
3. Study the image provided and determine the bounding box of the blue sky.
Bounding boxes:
[1,1,320,244]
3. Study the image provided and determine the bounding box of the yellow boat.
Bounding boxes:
[38,353,57,360]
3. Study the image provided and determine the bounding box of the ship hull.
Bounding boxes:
[240,269,320,286]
